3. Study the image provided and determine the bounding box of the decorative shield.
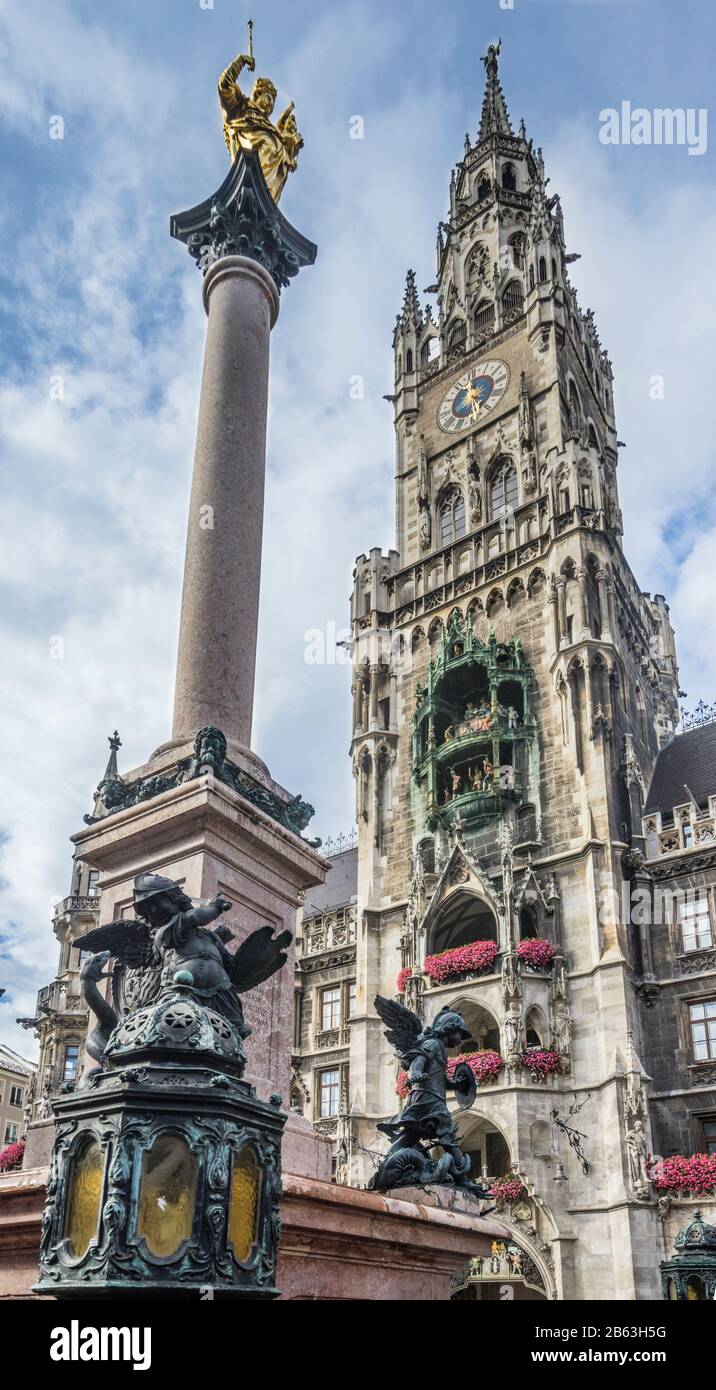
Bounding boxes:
[452,1061,477,1111]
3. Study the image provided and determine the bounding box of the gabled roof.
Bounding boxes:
[0,1043,37,1078]
[644,724,716,815]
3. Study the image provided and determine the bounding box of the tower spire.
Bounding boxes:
[477,39,513,141]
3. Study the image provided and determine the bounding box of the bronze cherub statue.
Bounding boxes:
[369,996,491,1197]
[76,872,291,1077]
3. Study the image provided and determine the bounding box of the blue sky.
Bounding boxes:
[1,0,714,1054]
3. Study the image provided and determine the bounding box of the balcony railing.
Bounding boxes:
[302,913,356,956]
[53,894,100,919]
[314,1023,351,1051]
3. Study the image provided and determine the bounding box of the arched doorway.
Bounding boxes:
[455,1110,512,1182]
[451,1243,549,1300]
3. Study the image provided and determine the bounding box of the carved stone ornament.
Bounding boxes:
[170,148,317,291]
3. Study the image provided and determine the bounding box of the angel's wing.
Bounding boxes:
[76,920,160,1023]
[76,919,155,968]
[374,995,423,1063]
[231,926,293,994]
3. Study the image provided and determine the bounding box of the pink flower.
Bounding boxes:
[648,1152,716,1195]
[0,1140,25,1173]
[395,1069,411,1099]
[396,967,412,994]
[516,938,555,970]
[520,1047,561,1079]
[489,1173,528,1207]
[423,939,499,985]
[447,1049,503,1086]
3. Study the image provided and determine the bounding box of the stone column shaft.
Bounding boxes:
[172,256,279,748]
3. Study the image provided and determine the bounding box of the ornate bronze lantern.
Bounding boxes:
[35,871,289,1299]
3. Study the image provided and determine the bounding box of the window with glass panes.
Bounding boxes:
[63,1044,80,1080]
[701,1118,716,1155]
[440,490,466,546]
[320,986,341,1032]
[679,895,713,951]
[9,1085,23,1107]
[690,1000,716,1061]
[318,1068,340,1118]
[490,463,518,518]
[4,1123,19,1144]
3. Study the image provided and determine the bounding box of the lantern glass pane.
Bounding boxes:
[228,1147,261,1262]
[137,1134,197,1258]
[64,1138,104,1258]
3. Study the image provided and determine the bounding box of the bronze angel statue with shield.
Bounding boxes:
[369,995,491,1197]
[77,872,292,1074]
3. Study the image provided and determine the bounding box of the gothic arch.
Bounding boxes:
[525,1005,549,1048]
[506,577,526,610]
[410,625,426,654]
[426,888,499,955]
[445,995,502,1053]
[436,483,467,546]
[473,297,495,337]
[527,567,546,598]
[446,316,467,351]
[454,1109,513,1180]
[488,455,519,519]
[485,587,505,620]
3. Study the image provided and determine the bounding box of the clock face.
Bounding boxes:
[437,359,510,434]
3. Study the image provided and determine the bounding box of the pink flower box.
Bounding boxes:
[516,938,555,970]
[520,1047,561,1080]
[423,939,499,985]
[396,967,412,994]
[447,1049,504,1086]
[0,1140,25,1173]
[648,1152,716,1196]
[489,1174,528,1207]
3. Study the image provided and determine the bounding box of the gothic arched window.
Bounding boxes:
[502,163,517,191]
[477,173,491,201]
[502,280,523,311]
[538,255,548,283]
[474,300,494,336]
[406,348,413,373]
[447,319,466,351]
[490,461,518,518]
[467,243,488,296]
[439,489,466,546]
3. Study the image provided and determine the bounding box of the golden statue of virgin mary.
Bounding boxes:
[218,20,303,204]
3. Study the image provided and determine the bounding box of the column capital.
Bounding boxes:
[170,148,317,295]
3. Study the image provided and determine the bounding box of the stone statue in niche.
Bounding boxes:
[626,1119,651,1199]
[419,503,431,551]
[417,434,429,507]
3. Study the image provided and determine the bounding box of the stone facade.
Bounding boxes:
[292,844,357,1181]
[0,1046,36,1151]
[341,48,709,1300]
[640,716,716,1161]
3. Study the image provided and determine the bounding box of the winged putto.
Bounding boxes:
[369,995,490,1197]
[76,872,291,1080]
